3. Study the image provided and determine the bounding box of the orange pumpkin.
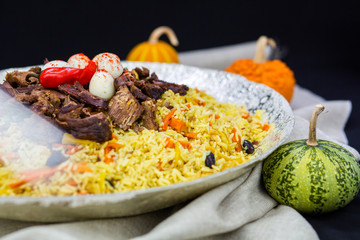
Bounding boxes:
[225,36,296,102]
[126,26,180,63]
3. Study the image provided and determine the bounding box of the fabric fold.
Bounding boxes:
[132,165,277,240]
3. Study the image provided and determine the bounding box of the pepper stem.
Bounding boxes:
[306,104,325,147]
[25,73,40,83]
[148,26,179,46]
[253,36,276,64]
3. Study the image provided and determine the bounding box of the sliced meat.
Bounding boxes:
[141,100,158,130]
[58,82,108,109]
[153,80,189,96]
[114,71,136,90]
[57,100,85,121]
[15,85,36,94]
[15,93,37,105]
[130,84,149,102]
[133,79,167,100]
[28,89,65,116]
[131,72,189,99]
[114,75,127,90]
[142,83,166,99]
[30,97,53,115]
[0,81,19,97]
[29,66,42,74]
[147,72,188,95]
[134,67,150,79]
[108,86,143,130]
[61,112,112,142]
[5,68,40,87]
[149,73,189,96]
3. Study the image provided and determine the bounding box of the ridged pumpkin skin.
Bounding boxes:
[225,59,296,102]
[262,139,360,214]
[126,41,179,63]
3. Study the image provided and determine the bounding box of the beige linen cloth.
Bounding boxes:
[0,43,359,240]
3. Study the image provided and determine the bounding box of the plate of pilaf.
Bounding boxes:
[0,58,294,222]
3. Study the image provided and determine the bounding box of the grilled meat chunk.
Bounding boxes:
[134,67,150,79]
[129,84,150,102]
[5,67,40,87]
[114,71,135,90]
[149,73,189,96]
[141,100,158,130]
[59,112,112,142]
[108,86,143,130]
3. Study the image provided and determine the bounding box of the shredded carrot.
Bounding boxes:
[185,132,198,139]
[104,154,113,164]
[104,146,114,164]
[72,162,93,173]
[77,192,88,195]
[231,128,240,142]
[9,180,26,189]
[106,142,124,149]
[66,179,78,186]
[263,124,270,131]
[10,162,92,188]
[179,140,192,149]
[162,108,177,130]
[10,168,55,189]
[103,142,124,164]
[194,99,206,106]
[54,144,82,155]
[195,88,200,93]
[112,134,118,140]
[169,118,187,132]
[235,142,243,152]
[156,160,163,171]
[208,121,212,126]
[65,145,82,155]
[164,137,175,148]
[185,103,191,109]
[242,112,250,119]
[210,114,220,119]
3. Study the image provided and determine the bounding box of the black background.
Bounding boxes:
[1,0,359,239]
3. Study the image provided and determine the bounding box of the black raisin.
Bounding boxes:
[205,151,215,168]
[106,179,115,188]
[243,140,255,154]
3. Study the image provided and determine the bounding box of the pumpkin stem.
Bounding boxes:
[306,104,325,147]
[253,36,276,64]
[148,26,179,47]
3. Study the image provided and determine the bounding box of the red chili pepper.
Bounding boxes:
[40,60,97,88]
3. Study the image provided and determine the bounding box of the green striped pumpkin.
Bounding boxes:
[262,105,360,214]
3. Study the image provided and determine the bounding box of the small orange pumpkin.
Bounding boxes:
[126,26,180,63]
[225,36,296,102]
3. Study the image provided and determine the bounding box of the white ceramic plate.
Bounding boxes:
[0,62,294,222]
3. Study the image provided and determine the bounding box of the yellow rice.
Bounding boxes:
[0,88,272,196]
